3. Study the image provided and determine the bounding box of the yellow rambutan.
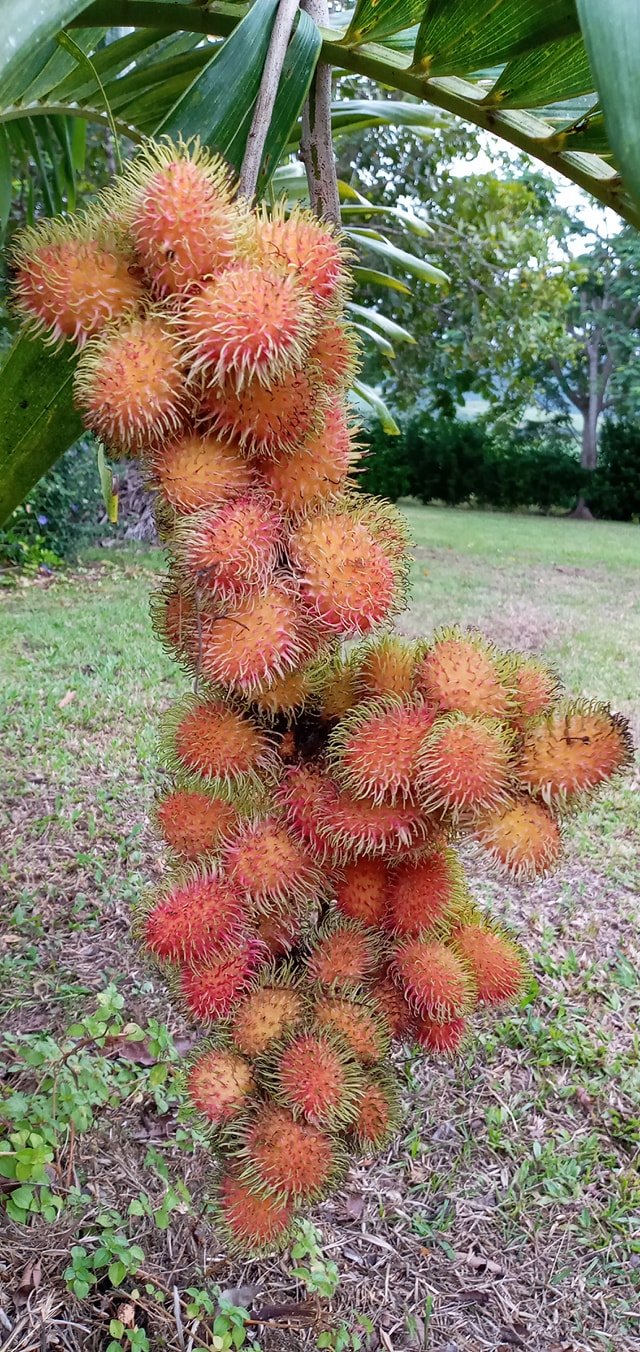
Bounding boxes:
[149,431,253,514]
[384,848,466,938]
[171,494,282,602]
[186,1046,254,1125]
[369,974,416,1040]
[74,312,188,452]
[118,139,242,296]
[452,923,527,1005]
[414,1013,467,1055]
[417,714,515,820]
[350,1070,401,1151]
[195,580,309,696]
[13,215,143,347]
[251,666,315,722]
[181,263,315,390]
[314,650,362,722]
[329,696,437,804]
[239,1103,342,1201]
[393,939,476,1021]
[306,920,376,990]
[143,872,247,963]
[474,797,561,879]
[251,204,348,303]
[308,316,360,389]
[510,654,561,726]
[201,363,324,457]
[164,695,276,789]
[231,981,306,1057]
[334,858,389,928]
[269,1029,363,1128]
[215,1168,295,1255]
[357,634,420,701]
[516,700,633,805]
[414,627,514,719]
[290,504,407,636]
[314,994,390,1064]
[255,402,360,518]
[155,788,237,861]
[223,815,325,910]
[180,934,266,1021]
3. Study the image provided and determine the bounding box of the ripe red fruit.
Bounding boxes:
[417,714,514,820]
[334,858,389,928]
[314,995,390,1064]
[306,921,376,990]
[167,696,275,788]
[155,788,237,861]
[149,432,253,514]
[415,628,514,719]
[254,907,305,958]
[74,313,188,452]
[275,764,337,859]
[252,205,348,303]
[150,583,195,665]
[144,873,246,962]
[510,655,561,726]
[384,849,465,938]
[516,701,633,804]
[223,815,325,909]
[13,224,143,346]
[474,797,561,879]
[202,364,323,457]
[172,494,282,602]
[393,939,475,1021]
[181,264,315,389]
[322,784,435,860]
[453,924,526,1005]
[271,1030,362,1127]
[290,508,404,636]
[369,974,416,1040]
[187,1047,254,1124]
[216,1169,294,1254]
[256,402,359,517]
[414,1014,467,1054]
[240,1104,340,1201]
[309,317,359,389]
[180,935,266,1021]
[231,982,306,1057]
[329,696,437,804]
[196,581,309,696]
[351,1072,400,1150]
[358,634,420,700]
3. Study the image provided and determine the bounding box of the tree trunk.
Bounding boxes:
[570,344,601,519]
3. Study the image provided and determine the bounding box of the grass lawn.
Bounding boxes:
[1,506,638,1352]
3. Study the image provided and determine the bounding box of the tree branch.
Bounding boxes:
[238,0,300,202]
[299,0,340,225]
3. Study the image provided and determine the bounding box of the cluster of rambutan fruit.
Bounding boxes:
[13,138,633,1257]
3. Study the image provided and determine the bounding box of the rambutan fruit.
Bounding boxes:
[474,797,561,879]
[254,908,305,958]
[223,815,325,910]
[155,788,237,861]
[516,701,633,805]
[276,764,337,859]
[334,858,389,928]
[290,504,407,636]
[414,628,514,719]
[150,582,196,665]
[181,263,315,390]
[321,785,435,861]
[369,974,416,1040]
[251,666,315,722]
[417,714,515,821]
[231,980,306,1057]
[350,1070,401,1151]
[510,655,561,726]
[187,1046,254,1125]
[251,204,348,303]
[414,1013,468,1055]
[393,939,476,1021]
[255,403,360,518]
[74,312,188,452]
[149,432,253,514]
[268,1029,363,1127]
[196,580,309,696]
[118,139,242,296]
[384,849,466,938]
[164,695,276,789]
[314,994,390,1064]
[358,634,420,701]
[452,923,527,1005]
[171,494,282,602]
[308,316,360,389]
[12,215,143,347]
[306,920,377,990]
[314,650,362,722]
[215,1168,294,1255]
[143,872,247,963]
[239,1103,342,1201]
[328,696,437,804]
[180,935,266,1022]
[201,363,324,457]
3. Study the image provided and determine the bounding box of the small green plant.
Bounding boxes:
[291,1220,340,1300]
[184,1289,261,1350]
[64,1212,146,1297]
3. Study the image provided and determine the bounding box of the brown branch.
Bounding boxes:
[238,0,301,202]
[300,0,340,225]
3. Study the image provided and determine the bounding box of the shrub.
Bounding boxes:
[590,419,640,521]
[0,436,102,566]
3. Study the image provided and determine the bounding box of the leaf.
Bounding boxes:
[344,0,428,47]
[576,0,640,207]
[353,321,396,358]
[97,444,118,524]
[348,228,449,285]
[413,0,579,76]
[351,380,401,434]
[0,125,11,237]
[0,0,91,103]
[0,331,83,526]
[352,266,412,295]
[488,35,593,108]
[257,10,321,192]
[347,302,417,344]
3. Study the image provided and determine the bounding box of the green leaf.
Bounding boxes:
[576,0,640,207]
[348,228,448,285]
[0,0,92,103]
[0,332,83,526]
[347,302,417,344]
[0,125,11,236]
[353,322,395,359]
[9,1185,35,1209]
[108,1260,127,1287]
[352,379,401,434]
[344,0,428,47]
[488,36,593,108]
[413,0,579,76]
[257,10,321,192]
[352,266,412,295]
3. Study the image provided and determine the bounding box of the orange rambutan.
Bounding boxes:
[118,139,242,296]
[510,654,561,726]
[201,363,323,457]
[350,1071,401,1151]
[143,872,246,963]
[369,974,416,1040]
[223,815,325,910]
[186,1046,254,1125]
[474,797,561,879]
[165,695,276,788]
[13,215,143,347]
[215,1168,295,1255]
[231,980,306,1057]
[334,858,389,928]
[149,432,253,514]
[180,935,266,1021]
[251,204,348,303]
[269,1029,362,1127]
[329,696,437,804]
[417,714,515,821]
[255,402,360,517]
[171,494,282,602]
[321,784,434,860]
[74,312,188,452]
[195,580,309,696]
[290,505,406,636]
[181,263,315,389]
[414,1013,468,1055]
[452,923,527,1005]
[515,700,633,805]
[393,939,475,1021]
[254,908,305,957]
[306,920,377,990]
[155,788,237,861]
[358,634,420,701]
[314,994,390,1064]
[414,628,514,719]
[308,316,360,389]
[239,1103,342,1201]
[384,848,466,938]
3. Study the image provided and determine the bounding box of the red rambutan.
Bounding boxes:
[417,714,514,820]
[414,1013,468,1055]
[269,1029,362,1127]
[155,788,237,861]
[74,312,188,452]
[393,939,475,1021]
[315,651,362,722]
[166,695,275,788]
[334,858,389,928]
[516,701,633,804]
[223,815,325,910]
[143,872,246,963]
[172,494,282,602]
[255,402,359,517]
[180,934,266,1021]
[201,364,323,457]
[369,974,416,1040]
[452,923,527,1005]
[329,696,436,804]
[306,920,376,990]
[254,908,305,957]
[251,666,315,722]
[251,204,348,303]
[276,764,337,859]
[149,432,253,514]
[308,316,360,389]
[384,848,466,938]
[187,1046,254,1124]
[474,797,561,879]
[231,981,306,1057]
[322,784,435,860]
[150,583,195,664]
[350,1071,401,1151]
[314,994,390,1064]
[414,628,514,719]
[290,505,405,636]
[240,1103,341,1201]
[195,581,309,696]
[216,1169,294,1254]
